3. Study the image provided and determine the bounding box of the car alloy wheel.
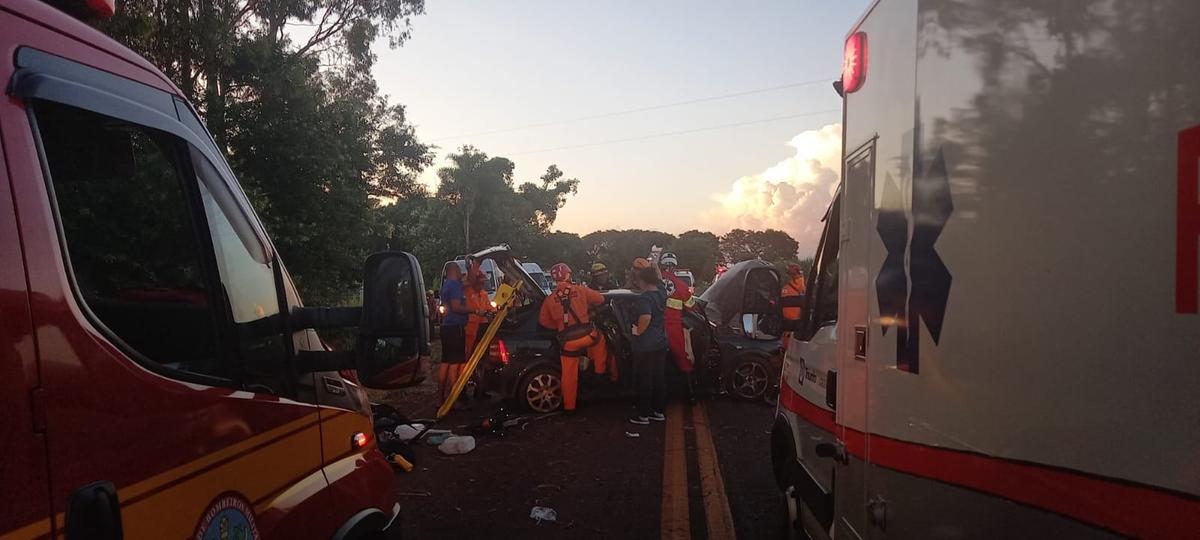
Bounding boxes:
[525,372,563,413]
[731,359,769,400]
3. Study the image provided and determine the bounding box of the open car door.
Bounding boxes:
[741,265,783,338]
[700,259,783,339]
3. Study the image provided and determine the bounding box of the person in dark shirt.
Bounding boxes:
[438,263,471,402]
[627,260,668,425]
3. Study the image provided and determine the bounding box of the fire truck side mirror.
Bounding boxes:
[356,251,431,389]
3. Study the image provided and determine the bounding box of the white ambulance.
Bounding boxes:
[770,1,1200,538]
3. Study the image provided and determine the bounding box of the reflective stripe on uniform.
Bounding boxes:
[666,298,685,310]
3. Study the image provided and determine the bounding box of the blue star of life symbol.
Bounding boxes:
[875,129,953,374]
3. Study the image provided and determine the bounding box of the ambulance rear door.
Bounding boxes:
[836,0,919,537]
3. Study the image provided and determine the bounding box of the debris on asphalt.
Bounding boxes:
[438,435,477,455]
[377,431,416,464]
[529,506,558,524]
[624,432,640,438]
[471,407,539,437]
[423,430,454,445]
[397,490,431,497]
[394,423,426,441]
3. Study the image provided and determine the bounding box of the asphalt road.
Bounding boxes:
[371,367,784,539]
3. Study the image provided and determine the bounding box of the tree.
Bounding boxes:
[100,0,425,147]
[98,0,433,305]
[582,229,677,275]
[719,229,800,265]
[521,231,589,272]
[435,146,516,251]
[519,165,579,232]
[670,230,720,283]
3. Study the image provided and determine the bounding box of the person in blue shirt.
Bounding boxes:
[439,263,471,402]
[627,260,669,425]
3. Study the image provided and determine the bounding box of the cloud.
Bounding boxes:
[710,122,842,256]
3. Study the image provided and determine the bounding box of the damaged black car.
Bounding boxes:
[466,246,788,413]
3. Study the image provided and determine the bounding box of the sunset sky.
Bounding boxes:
[370,0,869,254]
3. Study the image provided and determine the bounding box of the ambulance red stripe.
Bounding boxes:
[778,382,1200,538]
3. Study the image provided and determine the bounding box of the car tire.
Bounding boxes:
[727,354,772,400]
[519,366,563,413]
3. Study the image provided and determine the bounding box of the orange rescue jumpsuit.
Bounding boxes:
[538,282,608,411]
[781,274,807,348]
[464,264,493,359]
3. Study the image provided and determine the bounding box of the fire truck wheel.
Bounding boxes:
[520,366,563,413]
[727,354,771,400]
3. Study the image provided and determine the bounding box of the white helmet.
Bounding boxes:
[660,252,678,267]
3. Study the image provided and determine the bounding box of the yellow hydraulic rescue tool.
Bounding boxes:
[436,280,520,418]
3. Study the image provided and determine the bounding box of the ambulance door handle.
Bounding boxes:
[65,480,122,540]
[854,326,867,360]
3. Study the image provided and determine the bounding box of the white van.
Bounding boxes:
[522,262,553,295]
[441,257,501,303]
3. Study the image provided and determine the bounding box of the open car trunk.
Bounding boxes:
[470,245,545,305]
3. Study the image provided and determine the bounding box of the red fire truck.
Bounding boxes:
[772,0,1200,538]
[0,0,429,537]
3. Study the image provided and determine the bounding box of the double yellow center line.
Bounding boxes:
[660,401,737,540]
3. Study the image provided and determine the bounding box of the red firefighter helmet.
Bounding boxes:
[550,263,572,283]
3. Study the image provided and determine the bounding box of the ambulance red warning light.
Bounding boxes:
[842,31,867,93]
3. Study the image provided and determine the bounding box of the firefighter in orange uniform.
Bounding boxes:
[659,252,697,373]
[538,263,608,413]
[464,259,494,359]
[781,264,807,347]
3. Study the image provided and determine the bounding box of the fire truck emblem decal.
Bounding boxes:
[876,140,953,374]
[194,493,259,540]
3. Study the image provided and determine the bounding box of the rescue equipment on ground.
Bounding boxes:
[387,453,414,473]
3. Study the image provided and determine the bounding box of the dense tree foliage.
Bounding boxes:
[671,230,721,282]
[718,228,800,265]
[94,3,809,301]
[98,0,433,304]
